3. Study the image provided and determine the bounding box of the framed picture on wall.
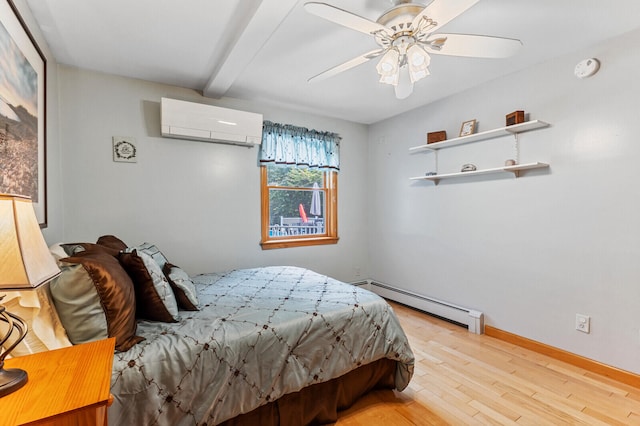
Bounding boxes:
[459,119,476,137]
[113,136,138,163]
[0,0,47,226]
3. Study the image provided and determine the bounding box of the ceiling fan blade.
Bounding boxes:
[425,34,522,58]
[305,2,392,36]
[411,0,479,32]
[308,49,385,83]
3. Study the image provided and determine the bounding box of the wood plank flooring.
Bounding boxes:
[334,301,640,425]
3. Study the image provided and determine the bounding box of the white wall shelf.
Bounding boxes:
[409,119,550,184]
[410,162,549,185]
[409,120,550,152]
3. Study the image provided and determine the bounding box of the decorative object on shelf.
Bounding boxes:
[0,194,61,398]
[574,58,600,79]
[408,120,550,185]
[427,131,447,144]
[461,163,477,172]
[412,162,549,184]
[459,119,476,137]
[504,159,517,166]
[425,171,437,176]
[506,110,525,126]
[0,0,48,226]
[409,120,550,153]
[113,136,137,163]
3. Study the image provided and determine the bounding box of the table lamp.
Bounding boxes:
[0,194,61,397]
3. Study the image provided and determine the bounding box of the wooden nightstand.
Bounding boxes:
[0,338,115,426]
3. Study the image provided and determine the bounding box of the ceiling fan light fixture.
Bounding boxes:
[394,65,413,99]
[376,48,399,74]
[380,62,395,73]
[407,43,430,67]
[379,72,399,85]
[409,67,430,83]
[407,44,431,83]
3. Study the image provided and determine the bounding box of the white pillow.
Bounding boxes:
[163,263,199,310]
[0,283,72,358]
[49,242,69,264]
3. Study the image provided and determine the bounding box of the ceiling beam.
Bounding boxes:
[203,0,298,99]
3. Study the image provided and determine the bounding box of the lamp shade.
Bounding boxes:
[376,48,400,84]
[407,44,431,83]
[0,194,60,290]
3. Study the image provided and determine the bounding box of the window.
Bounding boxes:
[259,121,340,250]
[260,165,337,249]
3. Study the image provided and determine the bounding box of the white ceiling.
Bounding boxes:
[25,0,640,124]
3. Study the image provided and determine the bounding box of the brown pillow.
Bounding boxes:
[119,250,179,322]
[51,250,144,352]
[61,242,120,257]
[163,262,199,311]
[96,235,128,251]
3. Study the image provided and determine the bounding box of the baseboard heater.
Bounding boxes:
[368,280,484,334]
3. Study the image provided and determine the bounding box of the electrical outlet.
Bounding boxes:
[576,314,590,333]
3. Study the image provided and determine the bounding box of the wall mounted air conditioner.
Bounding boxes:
[160,97,263,147]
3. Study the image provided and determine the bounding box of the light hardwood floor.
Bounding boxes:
[335,301,640,425]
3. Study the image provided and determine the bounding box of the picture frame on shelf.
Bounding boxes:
[459,119,476,137]
[0,0,47,226]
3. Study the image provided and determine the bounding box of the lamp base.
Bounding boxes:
[0,362,28,398]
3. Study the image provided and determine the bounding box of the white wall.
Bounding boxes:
[368,27,640,374]
[56,66,369,282]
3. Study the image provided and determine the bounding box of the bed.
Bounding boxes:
[5,239,415,425]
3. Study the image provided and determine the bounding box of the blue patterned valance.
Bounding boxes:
[259,121,340,171]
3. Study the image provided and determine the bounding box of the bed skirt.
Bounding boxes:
[219,358,397,425]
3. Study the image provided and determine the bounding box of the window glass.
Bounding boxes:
[261,164,338,249]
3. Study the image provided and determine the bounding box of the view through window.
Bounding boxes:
[260,164,338,249]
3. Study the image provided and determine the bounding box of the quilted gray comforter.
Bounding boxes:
[109,266,414,425]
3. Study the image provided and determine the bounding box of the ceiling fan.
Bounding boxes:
[304,0,522,99]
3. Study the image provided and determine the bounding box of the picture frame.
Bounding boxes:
[0,0,47,226]
[113,136,138,163]
[459,119,476,137]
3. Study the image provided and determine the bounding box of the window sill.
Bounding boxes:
[260,236,339,250]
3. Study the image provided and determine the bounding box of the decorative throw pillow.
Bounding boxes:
[48,243,68,261]
[163,262,199,311]
[119,250,179,322]
[127,242,169,270]
[50,250,144,352]
[61,242,120,257]
[0,284,72,357]
[96,235,128,251]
